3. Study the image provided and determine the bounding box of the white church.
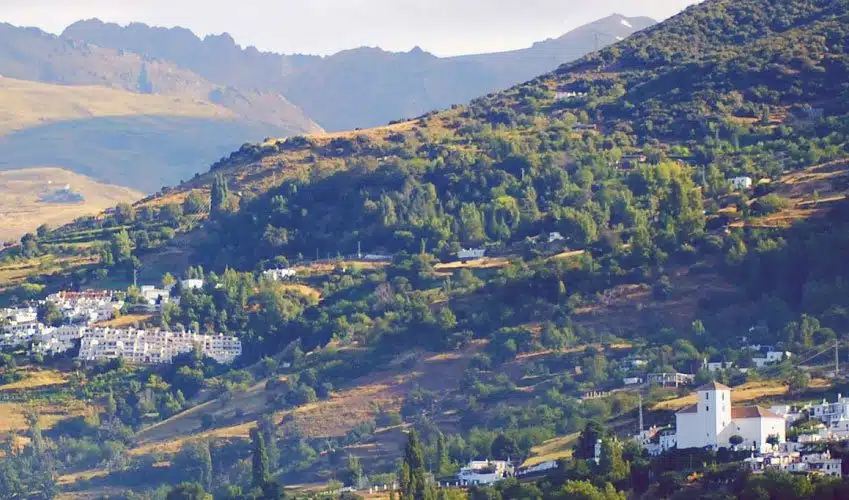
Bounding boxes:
[675,382,786,453]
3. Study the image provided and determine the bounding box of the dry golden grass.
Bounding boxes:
[522,433,579,467]
[310,120,418,141]
[0,76,233,135]
[94,314,153,328]
[547,250,587,261]
[651,378,831,411]
[0,254,97,289]
[0,167,142,241]
[0,368,68,391]
[133,344,481,457]
[0,399,90,433]
[434,257,511,272]
[280,284,323,301]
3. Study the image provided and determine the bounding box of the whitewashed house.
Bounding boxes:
[705,359,736,372]
[180,279,205,290]
[457,460,514,486]
[753,351,791,368]
[675,382,786,452]
[809,394,849,426]
[730,177,753,190]
[548,232,565,243]
[457,248,486,261]
[263,269,297,281]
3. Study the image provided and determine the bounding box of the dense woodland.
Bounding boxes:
[3,0,849,497]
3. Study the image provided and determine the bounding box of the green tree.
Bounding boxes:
[211,174,230,216]
[111,230,133,263]
[576,420,605,460]
[166,482,212,500]
[115,202,136,224]
[598,438,628,483]
[436,432,451,475]
[251,428,269,488]
[37,301,64,327]
[491,434,521,460]
[459,203,487,243]
[183,191,209,215]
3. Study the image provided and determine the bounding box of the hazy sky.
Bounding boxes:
[1,0,702,56]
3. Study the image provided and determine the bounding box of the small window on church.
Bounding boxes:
[706,393,710,400]
[722,392,725,401]
[706,405,710,412]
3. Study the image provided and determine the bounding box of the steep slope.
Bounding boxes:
[62,14,655,131]
[5,0,849,495]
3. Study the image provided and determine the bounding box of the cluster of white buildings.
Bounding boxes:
[263,268,297,281]
[4,322,241,365]
[456,460,514,486]
[633,383,849,479]
[79,328,241,365]
[46,290,124,324]
[635,383,787,456]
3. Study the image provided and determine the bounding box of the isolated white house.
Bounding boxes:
[180,279,205,290]
[675,382,785,452]
[548,232,565,243]
[457,248,486,261]
[730,177,753,190]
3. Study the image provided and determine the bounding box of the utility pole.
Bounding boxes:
[357,241,362,259]
[133,267,138,288]
[638,393,644,434]
[836,340,840,375]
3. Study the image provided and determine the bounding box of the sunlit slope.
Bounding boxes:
[0,167,142,241]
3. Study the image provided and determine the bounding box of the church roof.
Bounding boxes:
[731,406,783,419]
[677,404,698,414]
[696,381,731,391]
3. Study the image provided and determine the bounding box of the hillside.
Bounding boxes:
[62,14,655,131]
[0,23,322,193]
[3,0,849,497]
[0,167,142,242]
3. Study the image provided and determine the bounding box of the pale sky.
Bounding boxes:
[1,0,702,56]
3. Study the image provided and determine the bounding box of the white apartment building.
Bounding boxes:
[78,328,241,365]
[675,382,786,453]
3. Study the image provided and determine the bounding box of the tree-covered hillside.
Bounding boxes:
[3,0,849,497]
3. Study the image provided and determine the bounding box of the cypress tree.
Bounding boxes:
[436,432,450,475]
[251,428,269,488]
[400,430,428,500]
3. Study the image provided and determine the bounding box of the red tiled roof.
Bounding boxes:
[731,406,783,419]
[677,404,698,414]
[697,381,731,391]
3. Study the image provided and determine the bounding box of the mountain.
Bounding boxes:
[4,0,849,496]
[0,23,322,193]
[62,14,655,131]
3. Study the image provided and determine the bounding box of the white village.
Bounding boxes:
[1,280,242,365]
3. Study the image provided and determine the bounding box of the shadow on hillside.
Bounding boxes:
[0,116,296,192]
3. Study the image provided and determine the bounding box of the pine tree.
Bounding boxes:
[251,428,269,488]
